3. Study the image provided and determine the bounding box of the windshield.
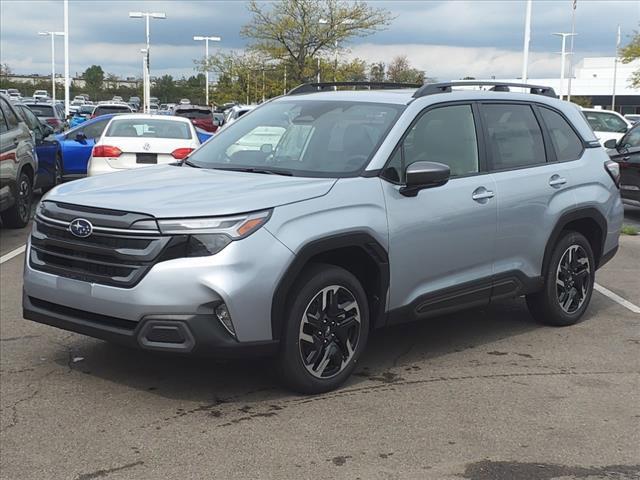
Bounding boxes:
[26,104,54,117]
[187,100,403,177]
[585,111,628,133]
[78,105,94,114]
[176,109,211,119]
[105,118,192,139]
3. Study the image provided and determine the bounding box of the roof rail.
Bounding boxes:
[287,81,422,95]
[413,81,556,98]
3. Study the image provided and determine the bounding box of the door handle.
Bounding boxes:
[472,187,495,201]
[622,156,630,161]
[549,175,567,187]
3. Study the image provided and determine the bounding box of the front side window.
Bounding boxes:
[186,100,404,177]
[0,99,20,129]
[0,104,8,134]
[620,126,640,149]
[482,104,546,170]
[539,107,583,162]
[383,104,479,183]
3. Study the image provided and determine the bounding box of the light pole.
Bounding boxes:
[63,0,70,116]
[193,35,221,106]
[612,25,621,111]
[567,0,577,101]
[553,32,576,100]
[38,31,64,103]
[319,18,353,88]
[521,0,532,82]
[129,11,166,113]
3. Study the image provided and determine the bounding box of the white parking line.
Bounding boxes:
[594,283,640,314]
[0,245,26,265]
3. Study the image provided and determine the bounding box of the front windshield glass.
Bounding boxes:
[187,100,404,177]
[585,111,628,133]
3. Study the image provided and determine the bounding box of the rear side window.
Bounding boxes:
[482,104,545,170]
[0,100,20,129]
[539,107,583,162]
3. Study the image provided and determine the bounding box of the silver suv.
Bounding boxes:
[23,82,623,393]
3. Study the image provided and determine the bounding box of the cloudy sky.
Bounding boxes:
[1,0,638,81]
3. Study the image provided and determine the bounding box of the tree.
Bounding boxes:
[386,55,424,84]
[152,75,176,103]
[241,0,393,84]
[0,63,12,76]
[83,65,104,97]
[369,62,385,82]
[619,29,640,88]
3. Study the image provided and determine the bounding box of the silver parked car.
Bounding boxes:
[0,94,38,228]
[23,81,623,393]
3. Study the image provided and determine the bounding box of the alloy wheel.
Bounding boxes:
[17,175,32,223]
[298,285,361,379]
[556,244,591,314]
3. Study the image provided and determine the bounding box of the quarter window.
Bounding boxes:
[539,107,583,162]
[384,104,479,182]
[482,104,546,170]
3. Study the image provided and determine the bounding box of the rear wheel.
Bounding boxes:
[526,231,594,326]
[277,264,369,394]
[1,171,33,228]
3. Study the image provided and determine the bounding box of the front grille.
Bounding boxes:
[30,202,171,288]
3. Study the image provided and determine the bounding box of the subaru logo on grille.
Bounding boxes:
[69,218,93,238]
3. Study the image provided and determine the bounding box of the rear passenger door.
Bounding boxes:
[382,103,497,320]
[480,102,582,287]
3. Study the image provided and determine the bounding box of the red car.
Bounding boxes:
[174,105,219,133]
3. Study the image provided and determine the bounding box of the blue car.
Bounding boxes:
[14,103,61,192]
[69,105,95,128]
[55,114,116,179]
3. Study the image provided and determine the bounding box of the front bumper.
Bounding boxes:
[23,227,294,353]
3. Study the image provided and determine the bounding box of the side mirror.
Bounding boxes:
[603,139,618,149]
[75,132,87,144]
[42,124,55,136]
[400,161,451,197]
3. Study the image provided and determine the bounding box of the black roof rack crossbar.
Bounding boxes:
[287,81,422,95]
[413,81,556,98]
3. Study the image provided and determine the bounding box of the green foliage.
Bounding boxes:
[570,96,592,108]
[621,225,638,236]
[386,55,424,84]
[83,65,105,98]
[619,28,640,88]
[241,0,393,84]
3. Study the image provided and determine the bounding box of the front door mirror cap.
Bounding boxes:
[603,138,618,149]
[400,161,451,197]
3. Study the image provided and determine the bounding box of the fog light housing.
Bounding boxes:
[215,303,236,337]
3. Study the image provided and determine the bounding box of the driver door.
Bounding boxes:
[381,103,497,322]
[62,117,109,175]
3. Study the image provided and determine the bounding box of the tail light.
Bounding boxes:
[92,145,122,157]
[171,148,194,159]
[604,160,620,187]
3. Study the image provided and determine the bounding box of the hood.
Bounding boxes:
[46,164,336,218]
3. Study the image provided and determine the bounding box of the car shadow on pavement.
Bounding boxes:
[49,295,590,405]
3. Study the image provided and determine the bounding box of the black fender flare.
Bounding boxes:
[270,232,390,341]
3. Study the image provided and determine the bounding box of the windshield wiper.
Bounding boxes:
[182,159,201,168]
[214,167,293,176]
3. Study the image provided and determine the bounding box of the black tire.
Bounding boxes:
[1,171,33,229]
[526,231,595,326]
[277,263,369,394]
[42,155,62,193]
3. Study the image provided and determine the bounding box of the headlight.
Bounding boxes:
[157,210,271,257]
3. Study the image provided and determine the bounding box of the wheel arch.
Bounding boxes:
[542,207,607,277]
[271,232,389,341]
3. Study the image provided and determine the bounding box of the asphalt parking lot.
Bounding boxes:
[1,209,639,480]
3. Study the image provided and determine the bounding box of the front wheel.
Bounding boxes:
[277,264,369,394]
[1,171,33,228]
[526,231,595,326]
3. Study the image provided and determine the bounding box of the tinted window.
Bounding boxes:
[620,125,640,149]
[1,100,20,129]
[80,118,109,139]
[175,109,212,119]
[0,104,7,134]
[106,119,192,139]
[584,111,628,133]
[540,107,583,162]
[94,106,131,116]
[25,104,54,117]
[385,104,479,182]
[482,104,545,170]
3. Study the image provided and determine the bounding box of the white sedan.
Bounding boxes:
[582,108,632,146]
[88,115,201,176]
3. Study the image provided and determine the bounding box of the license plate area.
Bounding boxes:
[136,153,157,164]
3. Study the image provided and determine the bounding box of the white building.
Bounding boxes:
[478,56,640,114]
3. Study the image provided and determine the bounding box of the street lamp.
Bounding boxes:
[553,32,576,100]
[129,11,166,113]
[318,18,353,88]
[38,31,64,104]
[193,35,221,106]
